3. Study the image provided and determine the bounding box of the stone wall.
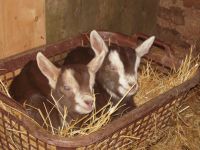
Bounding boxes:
[155,0,200,55]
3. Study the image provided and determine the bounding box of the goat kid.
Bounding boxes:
[9,30,108,129]
[64,34,155,113]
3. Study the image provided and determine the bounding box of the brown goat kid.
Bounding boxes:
[64,34,155,113]
[9,30,108,129]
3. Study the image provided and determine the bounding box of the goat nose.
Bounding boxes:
[84,100,93,108]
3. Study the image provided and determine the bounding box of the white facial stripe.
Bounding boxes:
[63,69,83,105]
[107,50,140,98]
[108,51,139,97]
[108,51,124,82]
[63,69,79,93]
[108,51,125,75]
[108,51,126,98]
[63,69,94,114]
[108,51,131,88]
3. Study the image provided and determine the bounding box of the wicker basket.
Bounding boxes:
[0,31,199,150]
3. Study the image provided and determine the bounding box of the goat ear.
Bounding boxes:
[90,30,108,55]
[88,30,108,73]
[135,36,155,57]
[36,52,61,89]
[134,36,155,75]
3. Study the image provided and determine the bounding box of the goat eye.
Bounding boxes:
[63,85,71,91]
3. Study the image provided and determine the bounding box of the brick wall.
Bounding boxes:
[155,0,200,56]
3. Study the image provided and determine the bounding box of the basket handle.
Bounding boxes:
[133,33,180,69]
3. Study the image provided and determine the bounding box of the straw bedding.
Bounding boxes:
[134,50,199,106]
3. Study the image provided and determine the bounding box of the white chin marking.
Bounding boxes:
[75,105,93,114]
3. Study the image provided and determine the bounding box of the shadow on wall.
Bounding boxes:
[46,0,159,43]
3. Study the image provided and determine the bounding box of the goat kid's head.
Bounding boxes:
[36,30,108,114]
[97,36,155,99]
